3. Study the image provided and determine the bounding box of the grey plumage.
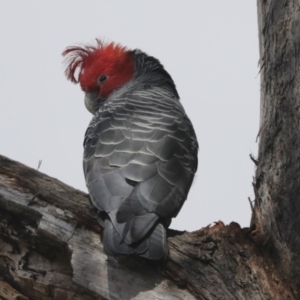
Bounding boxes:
[81,49,198,260]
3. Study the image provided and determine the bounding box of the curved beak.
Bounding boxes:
[84,91,98,114]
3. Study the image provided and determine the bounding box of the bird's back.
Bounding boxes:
[83,84,198,259]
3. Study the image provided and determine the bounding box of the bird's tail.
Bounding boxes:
[103,217,168,260]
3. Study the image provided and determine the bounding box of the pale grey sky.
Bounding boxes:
[0,1,259,231]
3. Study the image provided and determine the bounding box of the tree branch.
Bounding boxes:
[0,155,293,299]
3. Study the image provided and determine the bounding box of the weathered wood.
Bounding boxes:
[0,155,294,299]
[252,0,300,296]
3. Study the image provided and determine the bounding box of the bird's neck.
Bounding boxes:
[132,50,179,98]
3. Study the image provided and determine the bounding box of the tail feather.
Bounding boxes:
[103,218,148,255]
[103,218,168,260]
[140,223,168,260]
[109,210,158,244]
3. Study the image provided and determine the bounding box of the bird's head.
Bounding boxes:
[63,40,135,113]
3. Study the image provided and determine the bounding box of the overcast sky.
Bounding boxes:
[0,1,259,231]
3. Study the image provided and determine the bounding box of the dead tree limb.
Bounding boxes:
[0,155,293,299]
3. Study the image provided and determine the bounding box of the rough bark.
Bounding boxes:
[1,1,300,299]
[0,155,293,300]
[252,1,300,297]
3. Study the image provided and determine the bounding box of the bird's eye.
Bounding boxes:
[99,75,107,83]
